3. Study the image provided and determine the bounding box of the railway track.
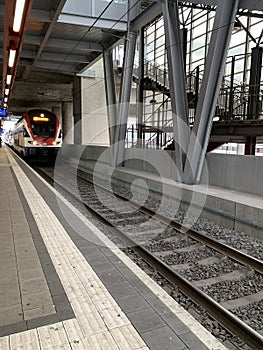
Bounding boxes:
[36,164,263,350]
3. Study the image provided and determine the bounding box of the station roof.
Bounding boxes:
[0,0,262,116]
[0,0,132,115]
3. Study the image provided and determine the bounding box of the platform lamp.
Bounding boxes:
[6,74,12,85]
[1,0,30,111]
[13,0,26,33]
[8,49,17,68]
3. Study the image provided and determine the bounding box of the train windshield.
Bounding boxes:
[28,110,57,138]
[31,124,56,138]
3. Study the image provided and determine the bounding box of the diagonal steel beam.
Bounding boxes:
[183,0,240,184]
[103,50,118,146]
[114,32,137,167]
[162,0,190,179]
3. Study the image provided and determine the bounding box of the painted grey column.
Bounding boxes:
[162,0,190,179]
[62,101,73,144]
[183,0,240,184]
[52,105,62,124]
[115,31,137,166]
[73,76,82,145]
[103,50,117,145]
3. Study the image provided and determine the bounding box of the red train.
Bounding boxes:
[9,109,62,161]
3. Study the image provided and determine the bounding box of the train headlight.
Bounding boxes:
[33,141,37,145]
[53,141,57,145]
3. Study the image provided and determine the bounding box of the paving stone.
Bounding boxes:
[52,294,72,312]
[19,268,46,281]
[161,312,190,335]
[124,274,151,295]
[21,290,54,311]
[37,322,69,349]
[179,332,209,350]
[0,290,21,308]
[117,293,150,314]
[0,266,17,281]
[13,234,34,246]
[24,303,56,320]
[0,321,27,337]
[0,223,12,233]
[56,308,75,321]
[98,270,127,286]
[0,235,13,250]
[141,326,187,350]
[144,295,172,316]
[10,329,41,350]
[0,335,10,350]
[91,262,116,274]
[20,277,50,295]
[110,324,147,350]
[27,314,59,330]
[17,256,42,271]
[128,308,166,334]
[106,280,138,299]
[0,304,23,327]
[47,279,65,296]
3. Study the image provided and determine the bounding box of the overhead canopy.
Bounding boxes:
[0,0,261,115]
[0,0,132,114]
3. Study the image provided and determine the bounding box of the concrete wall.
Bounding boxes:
[203,153,263,196]
[61,145,263,196]
[80,59,138,146]
[124,148,180,180]
[81,59,110,146]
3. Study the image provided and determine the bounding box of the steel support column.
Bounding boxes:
[73,76,82,145]
[103,50,117,145]
[183,0,240,184]
[162,0,190,178]
[245,136,256,155]
[114,31,137,166]
[247,46,263,119]
[137,28,144,148]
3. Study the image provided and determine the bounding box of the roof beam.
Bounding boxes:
[0,33,103,51]
[31,60,77,73]
[183,0,262,11]
[47,38,103,52]
[33,0,68,65]
[131,3,161,32]
[23,51,90,64]
[0,6,52,22]
[41,52,90,63]
[58,14,127,31]
[30,8,52,22]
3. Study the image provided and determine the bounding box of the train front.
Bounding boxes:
[25,109,62,162]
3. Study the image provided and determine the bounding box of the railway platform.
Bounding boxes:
[0,145,228,350]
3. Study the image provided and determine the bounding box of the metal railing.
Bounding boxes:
[128,57,263,149]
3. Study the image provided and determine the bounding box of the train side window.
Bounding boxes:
[59,130,62,138]
[23,127,29,137]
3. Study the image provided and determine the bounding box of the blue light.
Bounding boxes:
[0,109,7,117]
